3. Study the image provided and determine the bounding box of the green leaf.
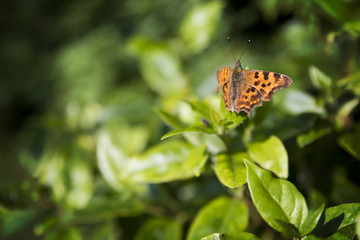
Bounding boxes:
[134,218,182,240]
[357,214,360,240]
[186,196,249,240]
[74,195,146,222]
[324,203,360,230]
[312,203,360,238]
[36,150,93,209]
[312,0,351,21]
[335,98,359,130]
[161,124,217,140]
[344,20,360,34]
[224,109,247,126]
[296,126,331,148]
[98,133,201,184]
[210,107,222,126]
[179,1,224,54]
[201,232,261,240]
[186,100,212,120]
[303,236,321,240]
[244,159,308,237]
[300,204,325,236]
[338,128,360,161]
[86,222,117,240]
[128,37,187,97]
[156,109,185,129]
[183,144,208,177]
[282,90,326,115]
[214,153,249,188]
[309,65,332,95]
[64,157,93,209]
[338,70,360,96]
[247,135,288,178]
[1,209,37,236]
[124,140,200,183]
[44,227,82,240]
[327,224,356,240]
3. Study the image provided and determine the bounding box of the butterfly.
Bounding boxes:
[217,60,293,117]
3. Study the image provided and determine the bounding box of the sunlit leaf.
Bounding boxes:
[244,159,308,237]
[156,109,185,129]
[187,196,249,240]
[179,1,224,54]
[247,135,288,178]
[282,90,326,115]
[96,132,127,191]
[135,218,182,240]
[35,150,93,209]
[186,100,212,120]
[224,109,247,126]
[35,151,67,201]
[300,204,325,236]
[183,144,208,177]
[344,20,360,34]
[123,140,199,183]
[161,124,217,140]
[65,157,93,209]
[128,36,187,97]
[201,232,261,240]
[357,214,360,240]
[214,153,248,188]
[210,108,222,126]
[202,134,227,155]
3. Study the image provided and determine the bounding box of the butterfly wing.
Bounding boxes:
[245,70,292,101]
[217,67,233,93]
[234,82,263,117]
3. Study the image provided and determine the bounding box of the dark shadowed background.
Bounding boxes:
[1,0,360,239]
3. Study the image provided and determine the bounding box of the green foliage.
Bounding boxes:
[187,196,249,240]
[1,0,360,239]
[134,218,182,240]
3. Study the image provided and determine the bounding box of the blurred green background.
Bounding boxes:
[1,0,360,239]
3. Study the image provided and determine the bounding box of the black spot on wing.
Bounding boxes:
[263,71,269,80]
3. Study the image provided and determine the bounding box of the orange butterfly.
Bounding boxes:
[217,60,292,117]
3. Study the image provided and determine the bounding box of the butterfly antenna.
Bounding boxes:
[239,39,251,61]
[227,37,237,63]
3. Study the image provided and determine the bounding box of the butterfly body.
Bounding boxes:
[217,60,292,117]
